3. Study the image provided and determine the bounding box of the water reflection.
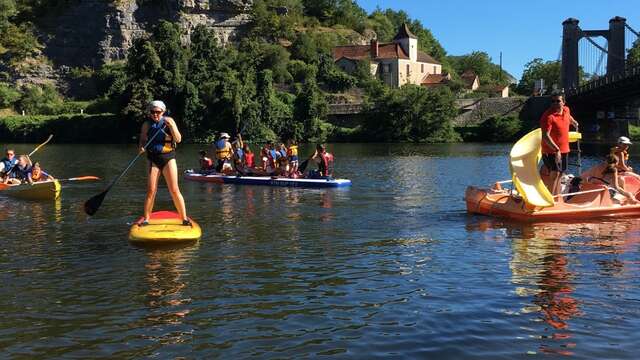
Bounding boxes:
[467,217,640,356]
[139,244,198,346]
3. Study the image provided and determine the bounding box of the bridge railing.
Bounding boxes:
[569,64,640,95]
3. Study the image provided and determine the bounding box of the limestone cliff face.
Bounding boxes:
[39,0,253,68]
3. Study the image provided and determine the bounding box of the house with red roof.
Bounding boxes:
[332,24,443,88]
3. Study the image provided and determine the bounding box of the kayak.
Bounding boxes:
[0,180,61,200]
[184,170,352,188]
[129,211,201,244]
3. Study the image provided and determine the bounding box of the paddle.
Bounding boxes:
[84,128,164,216]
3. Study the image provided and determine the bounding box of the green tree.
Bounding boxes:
[17,83,63,115]
[290,32,318,64]
[0,81,20,108]
[480,115,523,142]
[294,79,328,141]
[364,85,460,143]
[516,58,561,95]
[628,39,640,67]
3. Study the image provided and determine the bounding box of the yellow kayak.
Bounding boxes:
[129,211,201,244]
[0,180,61,200]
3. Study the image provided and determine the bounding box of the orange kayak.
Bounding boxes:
[465,175,640,222]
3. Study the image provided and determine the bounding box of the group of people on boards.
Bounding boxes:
[539,93,640,204]
[0,149,54,185]
[198,132,334,179]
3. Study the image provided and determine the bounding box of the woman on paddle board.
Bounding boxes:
[139,100,190,226]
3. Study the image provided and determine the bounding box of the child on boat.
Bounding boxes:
[610,136,640,181]
[286,139,299,178]
[29,162,54,183]
[3,155,32,185]
[199,150,213,173]
[589,154,639,204]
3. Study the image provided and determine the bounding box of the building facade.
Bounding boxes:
[333,24,442,88]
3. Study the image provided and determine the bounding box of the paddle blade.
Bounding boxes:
[67,176,101,182]
[84,190,108,216]
[299,159,310,173]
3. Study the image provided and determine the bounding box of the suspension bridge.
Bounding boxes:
[561,16,640,142]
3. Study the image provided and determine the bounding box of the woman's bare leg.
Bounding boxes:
[144,164,161,221]
[162,159,187,221]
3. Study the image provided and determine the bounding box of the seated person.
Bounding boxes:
[4,155,32,185]
[29,162,55,183]
[198,150,214,173]
[588,154,638,204]
[610,136,640,181]
[286,139,299,177]
[0,148,17,182]
[307,144,334,179]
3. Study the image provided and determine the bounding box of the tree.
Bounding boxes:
[294,79,328,141]
[516,58,561,95]
[364,85,460,143]
[628,39,640,67]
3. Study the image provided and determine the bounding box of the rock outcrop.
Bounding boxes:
[37,0,252,68]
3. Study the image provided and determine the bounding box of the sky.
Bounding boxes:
[355,0,640,80]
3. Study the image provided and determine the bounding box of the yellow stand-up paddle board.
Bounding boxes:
[129,211,201,244]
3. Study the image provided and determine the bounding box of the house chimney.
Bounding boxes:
[370,39,379,58]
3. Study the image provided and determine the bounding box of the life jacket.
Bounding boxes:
[287,145,298,157]
[200,157,213,170]
[10,164,32,181]
[31,167,44,181]
[1,157,17,173]
[269,149,278,167]
[147,117,174,154]
[215,139,233,160]
[318,152,334,177]
[245,152,254,168]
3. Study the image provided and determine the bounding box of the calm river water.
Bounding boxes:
[1,143,639,358]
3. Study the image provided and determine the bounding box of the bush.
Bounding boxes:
[479,115,523,142]
[0,113,134,143]
[17,83,63,115]
[0,82,21,108]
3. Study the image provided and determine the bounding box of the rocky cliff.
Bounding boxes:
[37,0,253,68]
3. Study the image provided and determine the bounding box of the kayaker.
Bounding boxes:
[4,155,32,185]
[198,150,213,173]
[213,132,233,174]
[308,144,334,179]
[0,148,17,181]
[286,139,299,177]
[540,94,579,195]
[29,162,54,183]
[139,100,190,226]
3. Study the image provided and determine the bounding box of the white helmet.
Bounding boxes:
[618,136,632,145]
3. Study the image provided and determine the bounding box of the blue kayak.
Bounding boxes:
[184,170,352,188]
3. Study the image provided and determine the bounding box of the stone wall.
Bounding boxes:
[454,97,528,126]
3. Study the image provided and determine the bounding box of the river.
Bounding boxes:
[1,143,639,358]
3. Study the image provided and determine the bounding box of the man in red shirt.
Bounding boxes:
[540,94,579,195]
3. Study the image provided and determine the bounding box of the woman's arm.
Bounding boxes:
[165,117,182,143]
[139,121,150,152]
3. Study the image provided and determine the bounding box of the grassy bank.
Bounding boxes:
[0,113,135,143]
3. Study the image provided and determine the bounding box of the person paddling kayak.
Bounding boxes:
[138,100,190,226]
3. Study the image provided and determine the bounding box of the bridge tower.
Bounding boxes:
[608,16,627,74]
[561,16,627,92]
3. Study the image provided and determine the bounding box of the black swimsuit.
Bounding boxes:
[147,151,175,170]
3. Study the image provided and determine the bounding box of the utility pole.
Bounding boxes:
[499,51,503,82]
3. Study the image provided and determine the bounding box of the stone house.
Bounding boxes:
[460,70,480,91]
[332,24,442,88]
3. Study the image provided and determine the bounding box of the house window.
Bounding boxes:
[433,66,437,74]
[406,64,410,77]
[421,64,424,73]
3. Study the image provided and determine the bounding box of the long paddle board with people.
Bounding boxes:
[184,170,352,188]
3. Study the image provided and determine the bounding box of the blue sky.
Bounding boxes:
[355,0,640,80]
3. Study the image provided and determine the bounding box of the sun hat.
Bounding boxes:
[617,136,632,145]
[219,132,231,139]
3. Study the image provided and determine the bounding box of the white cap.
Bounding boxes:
[219,132,230,139]
[618,136,632,145]
[148,100,166,112]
